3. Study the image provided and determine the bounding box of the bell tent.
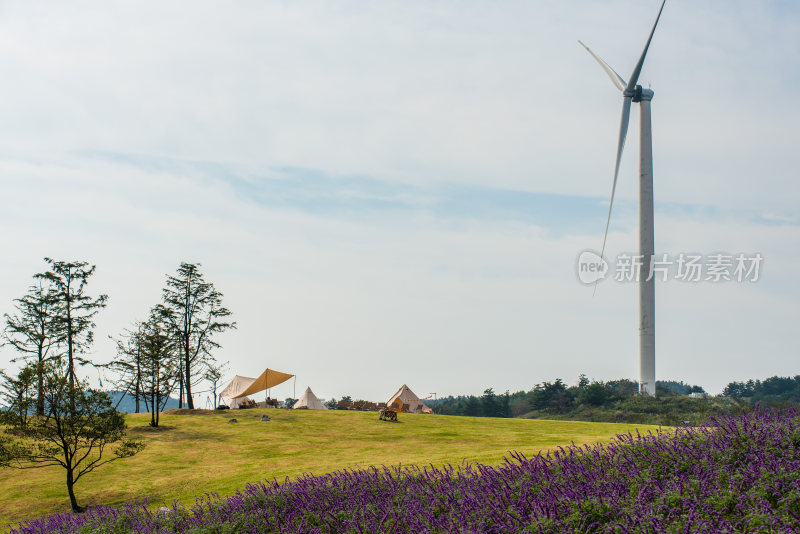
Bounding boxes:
[387,384,433,414]
[292,387,327,410]
[219,375,257,409]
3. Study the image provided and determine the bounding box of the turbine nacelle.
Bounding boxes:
[579,0,665,260]
[631,86,654,102]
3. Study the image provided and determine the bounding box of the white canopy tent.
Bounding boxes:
[219,375,256,409]
[292,387,327,410]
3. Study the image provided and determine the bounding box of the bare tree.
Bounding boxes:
[159,263,235,409]
[204,361,228,409]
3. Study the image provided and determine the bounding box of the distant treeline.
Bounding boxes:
[722,376,800,403]
[428,375,800,421]
[431,376,707,418]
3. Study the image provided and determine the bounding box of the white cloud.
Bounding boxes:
[0,1,798,401]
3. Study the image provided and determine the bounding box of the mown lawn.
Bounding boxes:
[0,409,661,527]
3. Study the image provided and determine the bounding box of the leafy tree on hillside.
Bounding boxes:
[723,376,800,403]
[760,376,798,397]
[577,381,610,406]
[35,259,108,390]
[159,262,236,409]
[0,362,144,512]
[605,379,639,398]
[530,379,574,413]
[463,396,481,417]
[499,391,512,418]
[728,380,755,399]
[2,280,65,415]
[481,388,499,418]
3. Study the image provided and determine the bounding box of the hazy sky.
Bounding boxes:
[1,0,798,403]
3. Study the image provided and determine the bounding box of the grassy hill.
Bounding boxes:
[0,408,661,527]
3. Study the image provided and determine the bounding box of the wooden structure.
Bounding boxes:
[378,408,397,422]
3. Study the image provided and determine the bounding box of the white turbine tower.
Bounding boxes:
[580,0,666,396]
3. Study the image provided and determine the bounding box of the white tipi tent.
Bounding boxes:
[219,375,256,409]
[292,387,327,410]
[387,384,433,414]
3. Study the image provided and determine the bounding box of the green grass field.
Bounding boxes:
[0,409,662,527]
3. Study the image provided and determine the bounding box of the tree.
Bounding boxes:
[2,281,65,415]
[723,381,749,398]
[0,366,37,427]
[481,388,499,418]
[0,362,144,512]
[577,381,610,406]
[463,396,481,416]
[107,322,146,413]
[605,379,639,398]
[529,379,573,413]
[139,313,179,427]
[578,374,590,389]
[35,259,108,390]
[499,391,512,418]
[160,263,235,409]
[324,398,337,410]
[204,361,228,409]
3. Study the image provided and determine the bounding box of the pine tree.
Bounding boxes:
[139,311,179,427]
[35,259,108,389]
[2,280,65,415]
[159,263,235,409]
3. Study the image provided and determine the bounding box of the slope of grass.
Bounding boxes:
[0,408,660,527]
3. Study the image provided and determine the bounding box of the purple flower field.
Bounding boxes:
[11,408,800,533]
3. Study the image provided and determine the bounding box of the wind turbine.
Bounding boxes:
[580,0,666,396]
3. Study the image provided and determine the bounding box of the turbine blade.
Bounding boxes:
[626,0,666,93]
[600,96,632,260]
[578,40,627,92]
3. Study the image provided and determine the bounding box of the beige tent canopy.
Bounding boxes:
[219,375,256,409]
[387,384,433,414]
[234,368,295,399]
[292,387,327,410]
